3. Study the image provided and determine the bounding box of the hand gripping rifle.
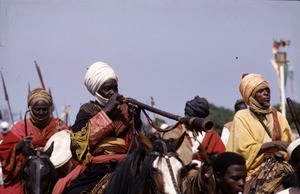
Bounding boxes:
[286,97,300,136]
[119,97,214,132]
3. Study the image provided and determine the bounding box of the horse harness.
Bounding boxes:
[150,139,183,194]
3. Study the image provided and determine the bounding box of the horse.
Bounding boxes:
[100,130,187,194]
[19,142,57,194]
[160,126,216,194]
[181,155,215,194]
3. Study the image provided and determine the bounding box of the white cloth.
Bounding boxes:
[84,61,117,95]
[186,130,206,167]
[276,188,291,194]
[221,126,230,147]
[287,138,300,159]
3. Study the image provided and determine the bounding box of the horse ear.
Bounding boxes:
[172,131,186,151]
[137,130,153,151]
[44,141,54,157]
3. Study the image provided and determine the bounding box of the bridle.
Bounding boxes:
[24,150,53,194]
[150,139,183,194]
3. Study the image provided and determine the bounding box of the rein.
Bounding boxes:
[150,139,182,194]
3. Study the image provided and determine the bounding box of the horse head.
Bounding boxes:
[103,131,186,194]
[19,142,57,194]
[137,131,186,194]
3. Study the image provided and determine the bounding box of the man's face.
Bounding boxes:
[32,100,50,119]
[97,78,118,99]
[254,87,271,108]
[219,164,247,194]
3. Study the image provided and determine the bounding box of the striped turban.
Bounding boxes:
[84,61,118,96]
[27,88,53,108]
[239,73,269,104]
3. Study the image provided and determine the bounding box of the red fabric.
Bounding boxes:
[201,130,226,155]
[0,118,68,193]
[52,154,126,194]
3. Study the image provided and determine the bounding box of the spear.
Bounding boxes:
[28,82,31,94]
[34,60,46,89]
[150,96,159,125]
[0,70,14,123]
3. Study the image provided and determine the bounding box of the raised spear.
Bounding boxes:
[34,60,46,89]
[150,96,159,125]
[0,70,14,123]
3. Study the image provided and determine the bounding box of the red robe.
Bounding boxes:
[0,118,68,194]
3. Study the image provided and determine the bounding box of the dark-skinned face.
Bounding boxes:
[218,164,247,194]
[97,78,118,99]
[254,87,271,108]
[32,100,50,119]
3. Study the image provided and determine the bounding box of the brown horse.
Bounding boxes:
[182,158,215,194]
[101,131,187,194]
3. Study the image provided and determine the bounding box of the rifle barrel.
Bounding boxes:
[121,97,182,121]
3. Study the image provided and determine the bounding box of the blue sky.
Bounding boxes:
[1,0,299,125]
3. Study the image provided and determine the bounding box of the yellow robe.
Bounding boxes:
[226,109,293,176]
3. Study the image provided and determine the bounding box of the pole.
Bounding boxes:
[34,60,46,89]
[280,64,286,117]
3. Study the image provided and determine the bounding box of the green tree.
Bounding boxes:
[209,104,234,134]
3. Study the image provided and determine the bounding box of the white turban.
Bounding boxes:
[0,121,9,129]
[84,61,118,95]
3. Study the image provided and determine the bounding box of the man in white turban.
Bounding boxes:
[53,61,140,194]
[227,73,293,193]
[84,61,118,106]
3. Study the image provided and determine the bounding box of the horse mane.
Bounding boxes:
[104,134,166,194]
[104,143,149,194]
[133,150,158,194]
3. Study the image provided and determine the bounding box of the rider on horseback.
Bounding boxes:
[227,73,294,194]
[52,61,141,194]
[0,88,69,194]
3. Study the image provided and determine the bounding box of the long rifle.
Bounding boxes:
[34,60,46,89]
[286,97,300,135]
[120,97,214,131]
[0,70,14,123]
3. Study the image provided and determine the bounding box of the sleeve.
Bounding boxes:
[226,112,264,170]
[0,127,25,185]
[70,107,115,162]
[277,112,293,143]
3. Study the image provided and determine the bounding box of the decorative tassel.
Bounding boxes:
[86,152,92,163]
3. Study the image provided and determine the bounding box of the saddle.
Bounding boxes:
[89,159,119,194]
[245,152,294,194]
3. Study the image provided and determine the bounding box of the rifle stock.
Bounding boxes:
[286,97,300,135]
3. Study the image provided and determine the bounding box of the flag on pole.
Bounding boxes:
[271,39,290,117]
